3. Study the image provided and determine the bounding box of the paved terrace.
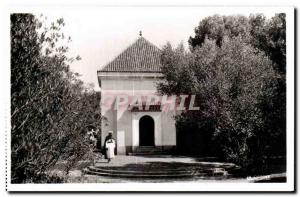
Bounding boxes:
[79,155,245,183]
[94,155,234,167]
[55,155,284,183]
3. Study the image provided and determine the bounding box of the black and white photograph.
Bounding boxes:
[2,3,295,192]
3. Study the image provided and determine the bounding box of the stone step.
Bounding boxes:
[128,152,169,156]
[129,146,171,155]
[134,150,165,153]
[83,168,229,179]
[136,146,156,149]
[83,169,196,178]
[83,165,231,180]
[134,149,163,152]
[134,146,161,149]
[87,166,225,175]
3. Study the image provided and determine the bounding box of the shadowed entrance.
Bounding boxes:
[139,115,155,146]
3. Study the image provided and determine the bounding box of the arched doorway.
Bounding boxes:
[139,115,155,146]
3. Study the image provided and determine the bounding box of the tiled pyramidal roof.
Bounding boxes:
[100,37,162,73]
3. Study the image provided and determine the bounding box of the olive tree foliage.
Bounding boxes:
[249,13,286,74]
[158,37,277,173]
[191,13,287,158]
[158,14,286,174]
[248,14,286,156]
[11,14,101,183]
[189,14,286,75]
[188,15,250,48]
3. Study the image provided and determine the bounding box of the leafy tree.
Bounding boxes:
[250,13,286,74]
[189,14,286,74]
[188,15,250,48]
[249,14,286,157]
[11,14,101,183]
[158,35,278,174]
[161,14,286,174]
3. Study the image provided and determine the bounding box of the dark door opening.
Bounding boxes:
[139,115,155,146]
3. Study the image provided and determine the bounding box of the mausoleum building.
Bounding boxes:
[97,35,176,155]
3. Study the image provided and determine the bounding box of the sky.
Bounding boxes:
[40,7,277,91]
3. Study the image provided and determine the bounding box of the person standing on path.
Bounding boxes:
[104,131,116,163]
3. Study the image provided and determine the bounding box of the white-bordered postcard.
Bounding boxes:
[5,4,295,192]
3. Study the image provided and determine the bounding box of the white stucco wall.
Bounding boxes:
[161,111,177,146]
[99,72,176,154]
